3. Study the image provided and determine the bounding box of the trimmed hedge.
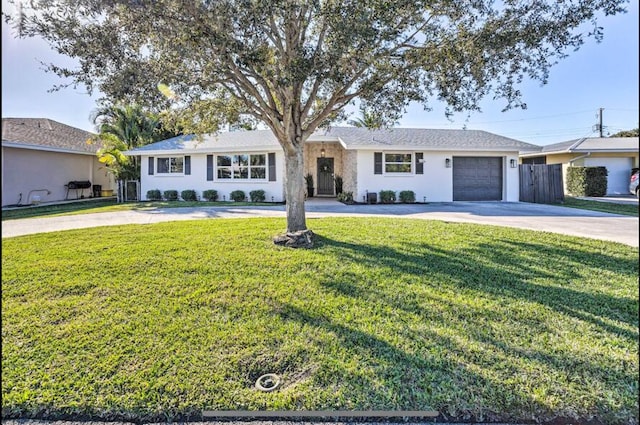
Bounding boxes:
[202,189,218,202]
[146,189,162,201]
[566,166,608,196]
[163,190,179,201]
[230,190,246,202]
[249,190,266,202]
[379,190,396,204]
[399,190,416,203]
[181,190,198,201]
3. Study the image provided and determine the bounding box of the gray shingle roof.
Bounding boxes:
[523,137,639,156]
[319,127,540,150]
[2,118,98,154]
[128,127,540,154]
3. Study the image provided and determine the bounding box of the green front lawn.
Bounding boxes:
[559,197,639,217]
[2,218,638,424]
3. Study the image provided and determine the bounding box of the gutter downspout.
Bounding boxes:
[568,152,591,166]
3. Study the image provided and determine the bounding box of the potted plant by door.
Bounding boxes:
[305,173,314,198]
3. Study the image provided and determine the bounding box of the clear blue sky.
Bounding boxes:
[2,2,638,146]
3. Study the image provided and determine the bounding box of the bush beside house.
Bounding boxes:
[202,190,218,202]
[379,190,396,204]
[566,167,608,196]
[146,189,162,201]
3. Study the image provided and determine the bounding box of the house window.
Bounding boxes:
[157,157,184,174]
[217,154,267,180]
[384,153,412,173]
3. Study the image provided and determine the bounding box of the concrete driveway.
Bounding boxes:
[2,201,638,247]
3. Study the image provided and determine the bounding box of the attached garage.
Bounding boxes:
[453,156,503,201]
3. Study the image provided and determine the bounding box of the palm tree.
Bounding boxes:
[348,107,392,129]
[89,103,174,181]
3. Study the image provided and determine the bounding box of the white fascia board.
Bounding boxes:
[124,145,283,156]
[2,141,97,156]
[349,145,523,153]
[570,148,639,153]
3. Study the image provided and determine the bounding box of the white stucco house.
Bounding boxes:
[520,137,639,195]
[125,127,540,203]
[2,118,116,207]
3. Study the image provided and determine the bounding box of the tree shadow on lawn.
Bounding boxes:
[287,234,639,422]
[315,235,638,338]
[276,302,547,422]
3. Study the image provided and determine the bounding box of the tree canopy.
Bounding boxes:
[609,128,639,137]
[5,0,628,233]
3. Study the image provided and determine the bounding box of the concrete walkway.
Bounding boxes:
[2,200,638,247]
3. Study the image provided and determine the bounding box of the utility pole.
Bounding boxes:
[593,108,605,137]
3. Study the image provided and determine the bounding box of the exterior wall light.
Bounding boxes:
[320,147,326,158]
[510,159,517,168]
[445,158,451,168]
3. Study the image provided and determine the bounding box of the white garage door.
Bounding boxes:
[584,157,634,195]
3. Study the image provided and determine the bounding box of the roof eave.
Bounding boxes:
[124,144,283,156]
[2,140,98,155]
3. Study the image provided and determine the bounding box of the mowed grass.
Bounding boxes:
[2,217,638,424]
[560,197,639,217]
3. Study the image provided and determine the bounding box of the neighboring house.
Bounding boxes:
[520,137,640,195]
[125,127,539,203]
[1,118,115,207]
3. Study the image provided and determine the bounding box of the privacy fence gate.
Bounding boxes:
[519,164,564,204]
[117,180,140,202]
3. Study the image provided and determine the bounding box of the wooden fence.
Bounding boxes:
[519,164,564,204]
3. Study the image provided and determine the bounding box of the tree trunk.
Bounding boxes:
[284,147,307,232]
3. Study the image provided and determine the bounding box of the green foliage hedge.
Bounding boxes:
[249,190,266,202]
[163,190,179,201]
[181,190,198,201]
[379,190,396,204]
[230,190,246,202]
[566,167,608,196]
[399,190,416,203]
[146,189,162,201]
[202,189,218,202]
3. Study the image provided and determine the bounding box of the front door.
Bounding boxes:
[317,157,334,195]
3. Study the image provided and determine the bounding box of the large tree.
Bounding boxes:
[5,0,627,232]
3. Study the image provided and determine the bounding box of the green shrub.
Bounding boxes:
[163,190,179,201]
[566,167,608,196]
[249,190,266,202]
[399,190,416,203]
[202,189,218,202]
[181,190,198,201]
[230,190,246,202]
[379,190,396,204]
[146,189,162,201]
[337,191,354,204]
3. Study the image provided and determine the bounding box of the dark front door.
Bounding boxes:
[317,157,334,195]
